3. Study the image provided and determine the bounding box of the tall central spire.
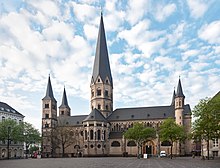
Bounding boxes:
[91,14,113,85]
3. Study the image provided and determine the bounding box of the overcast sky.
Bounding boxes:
[0,0,220,131]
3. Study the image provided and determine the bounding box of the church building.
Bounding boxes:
[41,14,192,158]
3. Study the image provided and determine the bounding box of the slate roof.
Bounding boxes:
[83,108,107,122]
[0,102,24,117]
[176,78,185,98]
[107,105,191,122]
[109,132,123,139]
[42,75,56,101]
[171,89,175,106]
[59,87,70,109]
[91,14,113,86]
[58,115,87,126]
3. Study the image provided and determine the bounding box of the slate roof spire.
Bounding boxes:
[43,75,56,101]
[176,77,185,98]
[171,88,176,106]
[91,14,113,85]
[59,87,70,108]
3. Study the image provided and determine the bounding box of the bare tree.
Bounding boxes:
[51,119,76,157]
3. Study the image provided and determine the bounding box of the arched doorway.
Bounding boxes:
[143,140,156,156]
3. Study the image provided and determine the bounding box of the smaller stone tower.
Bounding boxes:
[59,87,71,117]
[175,78,185,126]
[42,75,57,157]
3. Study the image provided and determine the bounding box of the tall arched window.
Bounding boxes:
[97,130,101,140]
[98,104,101,110]
[90,130,94,140]
[97,89,101,96]
[85,130,88,140]
[104,130,106,140]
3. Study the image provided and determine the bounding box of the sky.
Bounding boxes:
[0,0,220,131]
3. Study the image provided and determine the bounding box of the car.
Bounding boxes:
[160,151,166,157]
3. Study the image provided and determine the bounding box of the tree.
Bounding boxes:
[123,122,156,158]
[51,119,76,157]
[0,119,23,159]
[21,122,41,156]
[0,119,23,142]
[159,118,185,159]
[192,96,220,160]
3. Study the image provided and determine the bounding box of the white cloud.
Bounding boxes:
[70,2,97,23]
[126,0,149,25]
[198,20,220,44]
[26,0,60,18]
[83,24,98,40]
[182,49,200,60]
[154,3,176,22]
[187,0,212,19]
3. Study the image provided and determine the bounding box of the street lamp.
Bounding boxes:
[7,126,11,160]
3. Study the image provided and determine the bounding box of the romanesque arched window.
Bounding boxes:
[85,130,87,140]
[127,141,137,147]
[90,130,94,140]
[98,104,101,110]
[97,130,101,140]
[111,141,120,147]
[97,88,101,96]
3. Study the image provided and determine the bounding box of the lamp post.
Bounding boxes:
[7,126,11,160]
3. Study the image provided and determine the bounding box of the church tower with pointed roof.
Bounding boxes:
[175,78,185,126]
[41,75,57,158]
[59,87,71,117]
[90,13,113,118]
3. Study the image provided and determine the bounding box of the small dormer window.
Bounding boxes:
[98,78,100,82]
[61,111,64,115]
[106,79,108,84]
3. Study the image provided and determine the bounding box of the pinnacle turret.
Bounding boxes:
[176,78,185,98]
[59,87,70,109]
[42,75,56,102]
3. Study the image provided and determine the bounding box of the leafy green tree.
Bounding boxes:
[21,122,41,155]
[0,119,23,142]
[159,118,185,159]
[192,95,220,159]
[123,122,156,158]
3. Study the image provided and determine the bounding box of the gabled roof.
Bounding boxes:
[83,108,107,122]
[59,87,70,109]
[107,105,191,122]
[91,14,113,86]
[109,132,123,139]
[58,115,87,126]
[107,106,175,121]
[42,75,56,101]
[0,102,24,117]
[176,78,185,98]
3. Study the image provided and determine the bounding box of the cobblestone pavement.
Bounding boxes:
[0,157,220,168]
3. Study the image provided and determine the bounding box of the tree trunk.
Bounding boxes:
[207,139,209,160]
[170,143,173,159]
[62,143,65,157]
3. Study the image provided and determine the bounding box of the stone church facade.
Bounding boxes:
[41,14,192,158]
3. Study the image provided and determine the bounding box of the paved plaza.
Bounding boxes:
[0,157,220,168]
